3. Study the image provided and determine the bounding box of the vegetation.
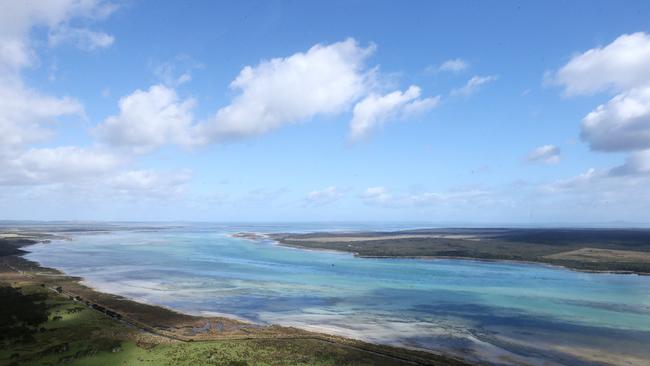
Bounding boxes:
[274,228,650,274]
[0,283,460,366]
[0,286,49,343]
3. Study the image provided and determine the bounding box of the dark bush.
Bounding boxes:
[0,286,49,342]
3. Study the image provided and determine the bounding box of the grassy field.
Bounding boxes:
[273,228,650,274]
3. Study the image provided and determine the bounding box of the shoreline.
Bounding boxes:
[1,234,470,366]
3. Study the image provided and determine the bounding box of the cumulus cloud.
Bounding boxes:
[551,32,650,96]
[98,39,438,150]
[304,186,343,206]
[0,145,193,200]
[527,145,561,164]
[0,147,121,185]
[609,150,650,176]
[95,84,197,153]
[551,32,650,181]
[580,86,650,152]
[0,81,83,148]
[451,75,498,97]
[194,38,375,142]
[436,58,469,73]
[0,1,194,203]
[349,86,439,140]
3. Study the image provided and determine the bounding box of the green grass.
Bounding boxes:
[70,339,405,366]
[0,286,130,366]
[0,285,413,366]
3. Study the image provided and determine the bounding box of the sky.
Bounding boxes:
[1,0,650,224]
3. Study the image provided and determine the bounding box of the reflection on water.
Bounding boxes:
[25,224,650,366]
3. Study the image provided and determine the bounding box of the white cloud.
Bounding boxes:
[98,39,441,150]
[49,26,114,50]
[542,168,601,194]
[527,145,561,164]
[0,80,83,148]
[95,84,197,153]
[551,32,650,182]
[451,75,498,97]
[349,86,439,140]
[0,38,33,71]
[0,146,193,201]
[0,0,115,70]
[305,186,343,206]
[540,168,650,215]
[610,150,650,176]
[194,38,375,142]
[552,32,650,96]
[0,1,194,203]
[437,58,469,73]
[0,1,110,150]
[581,86,650,152]
[0,146,121,185]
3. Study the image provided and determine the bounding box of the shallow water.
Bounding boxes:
[25,224,650,365]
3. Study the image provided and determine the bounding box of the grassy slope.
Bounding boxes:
[0,283,455,366]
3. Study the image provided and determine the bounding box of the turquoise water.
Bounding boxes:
[25,224,650,365]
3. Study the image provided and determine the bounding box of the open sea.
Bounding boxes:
[24,223,650,366]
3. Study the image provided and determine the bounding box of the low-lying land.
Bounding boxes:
[271,228,650,274]
[0,232,468,366]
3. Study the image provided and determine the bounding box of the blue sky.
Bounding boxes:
[2,0,650,224]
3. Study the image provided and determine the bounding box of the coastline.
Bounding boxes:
[0,235,469,366]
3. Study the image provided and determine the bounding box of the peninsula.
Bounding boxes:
[270,228,650,275]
